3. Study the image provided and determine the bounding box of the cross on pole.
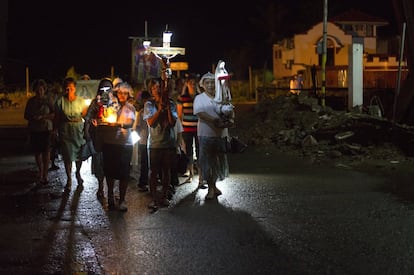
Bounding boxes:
[148,25,185,98]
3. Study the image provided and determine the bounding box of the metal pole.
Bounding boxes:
[321,0,328,107]
[392,22,406,122]
[130,38,135,82]
[262,61,267,98]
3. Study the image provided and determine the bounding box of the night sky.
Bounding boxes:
[6,0,395,83]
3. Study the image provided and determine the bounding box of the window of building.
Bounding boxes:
[317,38,335,66]
[275,49,282,59]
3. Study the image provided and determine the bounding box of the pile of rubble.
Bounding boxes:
[231,92,414,169]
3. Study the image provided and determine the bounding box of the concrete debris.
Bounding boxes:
[334,131,354,141]
[232,93,414,167]
[301,135,318,147]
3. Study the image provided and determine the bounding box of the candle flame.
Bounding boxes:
[105,113,117,123]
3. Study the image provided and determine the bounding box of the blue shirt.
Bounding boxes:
[143,99,178,149]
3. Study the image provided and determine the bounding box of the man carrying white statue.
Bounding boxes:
[193,60,235,200]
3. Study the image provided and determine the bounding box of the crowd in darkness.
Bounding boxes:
[23,61,235,212]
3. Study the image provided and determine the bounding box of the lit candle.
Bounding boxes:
[106,113,117,124]
[104,106,117,123]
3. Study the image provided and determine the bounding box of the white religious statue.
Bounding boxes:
[214,60,234,126]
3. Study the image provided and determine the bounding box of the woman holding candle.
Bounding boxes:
[100,82,136,211]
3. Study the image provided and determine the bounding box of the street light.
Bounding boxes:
[163,30,172,48]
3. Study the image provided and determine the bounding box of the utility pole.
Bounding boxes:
[321,0,328,107]
[392,22,406,122]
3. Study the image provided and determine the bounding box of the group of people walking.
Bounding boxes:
[24,63,235,212]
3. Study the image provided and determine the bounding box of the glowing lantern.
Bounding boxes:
[101,105,118,124]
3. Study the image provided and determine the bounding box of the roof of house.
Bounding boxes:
[330,9,388,26]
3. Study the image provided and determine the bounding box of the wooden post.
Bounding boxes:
[249,66,253,102]
[392,22,406,121]
[25,66,29,97]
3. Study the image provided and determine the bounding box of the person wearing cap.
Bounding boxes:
[84,77,113,200]
[193,72,234,200]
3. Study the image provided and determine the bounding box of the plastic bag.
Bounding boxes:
[224,136,248,154]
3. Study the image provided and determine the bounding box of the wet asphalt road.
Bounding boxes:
[1,142,414,274]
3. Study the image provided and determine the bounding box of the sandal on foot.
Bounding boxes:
[147,201,158,210]
[198,182,208,189]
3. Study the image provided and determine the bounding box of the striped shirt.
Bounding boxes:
[177,94,198,133]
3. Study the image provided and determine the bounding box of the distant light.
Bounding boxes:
[143,40,151,48]
[163,31,173,48]
[84,98,92,106]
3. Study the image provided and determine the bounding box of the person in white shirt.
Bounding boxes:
[193,72,234,200]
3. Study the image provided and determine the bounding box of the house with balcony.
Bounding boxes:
[272,9,407,90]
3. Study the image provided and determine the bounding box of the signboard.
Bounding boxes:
[170,62,188,71]
[130,37,162,84]
[76,80,100,99]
